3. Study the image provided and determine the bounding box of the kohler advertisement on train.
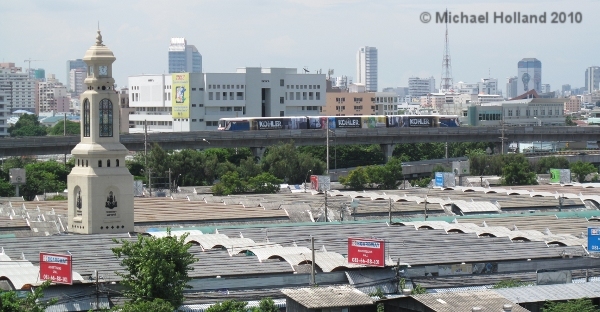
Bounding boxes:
[407,117,433,127]
[253,117,307,130]
[335,117,362,128]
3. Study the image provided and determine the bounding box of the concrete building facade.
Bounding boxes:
[409,77,436,97]
[168,37,202,74]
[37,74,69,114]
[565,95,580,114]
[0,92,10,136]
[585,66,600,92]
[323,91,397,116]
[356,46,377,92]
[66,59,87,93]
[0,63,37,113]
[128,67,325,133]
[517,58,542,95]
[506,76,518,99]
[69,67,86,98]
[467,98,565,127]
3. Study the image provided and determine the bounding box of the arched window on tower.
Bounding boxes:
[83,98,90,137]
[107,159,111,167]
[99,98,113,137]
[98,160,102,167]
[116,159,120,167]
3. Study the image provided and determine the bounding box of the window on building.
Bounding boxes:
[280,97,284,104]
[516,109,520,116]
[99,98,113,137]
[83,98,90,137]
[227,107,232,111]
[208,92,213,100]
[98,160,102,167]
[216,93,220,100]
[548,109,552,115]
[116,159,119,167]
[107,159,111,167]
[192,88,197,91]
[309,92,314,100]
[223,92,227,100]
[541,109,545,116]
[280,79,284,86]
[508,109,513,117]
[534,109,538,116]
[237,92,244,100]
[316,92,320,100]
[280,111,285,116]
[526,109,530,116]
[234,107,242,111]
[192,104,196,107]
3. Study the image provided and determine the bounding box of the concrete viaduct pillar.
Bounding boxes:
[380,144,396,163]
[251,147,266,161]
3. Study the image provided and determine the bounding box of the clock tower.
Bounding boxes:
[67,30,134,234]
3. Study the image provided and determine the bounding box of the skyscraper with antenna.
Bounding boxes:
[440,9,453,93]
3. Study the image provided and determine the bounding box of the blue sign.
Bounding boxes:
[588,227,600,252]
[435,172,444,187]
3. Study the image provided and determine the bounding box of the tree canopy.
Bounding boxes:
[111,228,198,308]
[0,280,56,312]
[205,298,279,312]
[570,161,597,183]
[8,114,47,137]
[501,154,538,186]
[47,120,80,136]
[339,157,403,190]
[542,298,599,312]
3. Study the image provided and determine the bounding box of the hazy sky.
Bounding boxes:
[2,0,598,93]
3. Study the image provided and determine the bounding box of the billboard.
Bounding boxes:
[334,117,361,129]
[550,169,571,184]
[387,116,436,128]
[172,73,190,119]
[310,175,331,192]
[348,238,385,267]
[361,116,387,128]
[39,252,72,285]
[250,117,307,130]
[9,168,26,185]
[588,227,600,252]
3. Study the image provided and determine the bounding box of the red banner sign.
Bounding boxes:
[39,252,72,285]
[348,238,385,267]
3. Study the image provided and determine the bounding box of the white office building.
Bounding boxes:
[0,92,10,136]
[517,58,542,95]
[0,64,37,113]
[506,76,518,99]
[128,67,326,133]
[356,46,378,92]
[409,77,436,97]
[585,66,600,93]
[168,38,202,74]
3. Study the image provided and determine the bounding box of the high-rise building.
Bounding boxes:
[37,74,69,114]
[541,84,551,94]
[479,78,498,95]
[168,38,202,73]
[517,58,542,95]
[356,46,378,92]
[408,77,436,97]
[585,66,600,92]
[0,63,37,113]
[69,67,87,98]
[66,59,87,91]
[505,76,518,99]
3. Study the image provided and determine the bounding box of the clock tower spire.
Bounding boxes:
[67,30,134,234]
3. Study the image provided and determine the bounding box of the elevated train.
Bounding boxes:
[218,115,460,131]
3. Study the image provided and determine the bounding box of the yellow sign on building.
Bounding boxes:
[172,73,190,119]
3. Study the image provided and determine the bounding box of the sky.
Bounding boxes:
[1,0,598,93]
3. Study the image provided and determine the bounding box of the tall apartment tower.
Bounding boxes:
[585,66,600,92]
[67,30,134,234]
[66,59,87,92]
[168,38,202,73]
[356,46,378,92]
[505,76,518,99]
[517,58,542,95]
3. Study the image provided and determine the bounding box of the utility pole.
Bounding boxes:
[63,114,67,165]
[95,270,99,311]
[166,168,172,197]
[311,236,315,286]
[326,119,329,175]
[389,197,392,224]
[324,190,328,222]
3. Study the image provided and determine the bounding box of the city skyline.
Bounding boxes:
[1,0,598,92]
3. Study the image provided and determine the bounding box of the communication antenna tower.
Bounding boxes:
[440,8,453,93]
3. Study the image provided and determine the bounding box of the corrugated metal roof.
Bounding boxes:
[494,281,600,303]
[281,286,373,308]
[453,200,500,213]
[412,290,530,312]
[346,269,397,294]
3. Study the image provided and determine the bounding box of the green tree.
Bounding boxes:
[492,279,532,289]
[534,156,569,174]
[8,114,48,137]
[118,298,174,312]
[262,142,325,184]
[542,298,598,312]
[570,161,597,183]
[20,160,69,200]
[412,284,427,294]
[237,156,262,179]
[147,143,170,184]
[431,164,451,177]
[211,171,247,195]
[411,177,432,188]
[111,228,198,308]
[47,120,80,136]
[0,280,57,312]
[501,154,538,186]
[248,172,282,194]
[251,298,280,312]
[565,115,577,126]
[206,299,248,312]
[340,167,369,190]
